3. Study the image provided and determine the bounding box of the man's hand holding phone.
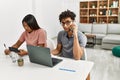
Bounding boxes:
[69,22,78,35]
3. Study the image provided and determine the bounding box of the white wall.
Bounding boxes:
[0,0,32,51]
[34,0,63,38]
[0,0,97,51]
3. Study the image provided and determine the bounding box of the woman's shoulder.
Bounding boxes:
[36,28,46,33]
[21,31,27,35]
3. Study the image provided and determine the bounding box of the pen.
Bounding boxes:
[4,43,7,49]
[59,68,76,72]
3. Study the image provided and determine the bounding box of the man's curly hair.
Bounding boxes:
[59,10,76,22]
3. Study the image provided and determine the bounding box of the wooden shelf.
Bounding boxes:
[80,0,120,23]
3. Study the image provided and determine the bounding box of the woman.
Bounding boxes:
[4,14,47,56]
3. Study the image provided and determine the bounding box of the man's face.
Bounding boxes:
[61,17,73,32]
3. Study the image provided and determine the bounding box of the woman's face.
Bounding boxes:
[23,22,32,33]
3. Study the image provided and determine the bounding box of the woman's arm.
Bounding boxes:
[12,40,28,56]
[4,40,23,55]
[12,40,23,48]
[38,44,46,47]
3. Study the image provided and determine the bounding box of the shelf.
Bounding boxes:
[108,15,118,17]
[80,1,88,8]
[80,15,88,17]
[80,0,120,24]
[98,16,107,17]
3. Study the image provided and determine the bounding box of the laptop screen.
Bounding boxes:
[27,45,62,67]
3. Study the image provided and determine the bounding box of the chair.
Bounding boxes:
[47,38,56,51]
[84,48,87,60]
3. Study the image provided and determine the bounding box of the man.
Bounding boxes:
[52,10,87,60]
[51,10,90,80]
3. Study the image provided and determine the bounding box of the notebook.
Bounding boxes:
[27,45,62,67]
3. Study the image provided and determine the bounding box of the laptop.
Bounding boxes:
[27,45,62,67]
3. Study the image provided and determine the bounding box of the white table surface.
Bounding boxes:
[0,53,94,80]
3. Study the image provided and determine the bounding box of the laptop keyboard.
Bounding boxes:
[52,58,62,66]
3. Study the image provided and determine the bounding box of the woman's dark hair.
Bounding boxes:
[59,10,76,22]
[22,14,40,30]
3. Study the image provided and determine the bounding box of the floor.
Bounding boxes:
[86,45,120,80]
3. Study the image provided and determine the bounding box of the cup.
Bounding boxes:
[17,58,24,66]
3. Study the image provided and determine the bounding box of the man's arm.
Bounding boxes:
[72,24,84,60]
[73,33,84,60]
[51,43,62,55]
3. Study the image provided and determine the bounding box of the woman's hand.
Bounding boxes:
[4,49,11,55]
[18,49,28,56]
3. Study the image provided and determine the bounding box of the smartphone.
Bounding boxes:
[69,22,76,32]
[69,27,74,32]
[9,47,20,53]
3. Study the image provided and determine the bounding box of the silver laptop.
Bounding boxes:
[27,45,62,67]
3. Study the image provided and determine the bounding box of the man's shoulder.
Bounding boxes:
[77,30,86,39]
[58,30,66,38]
[58,30,65,34]
[78,30,83,35]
